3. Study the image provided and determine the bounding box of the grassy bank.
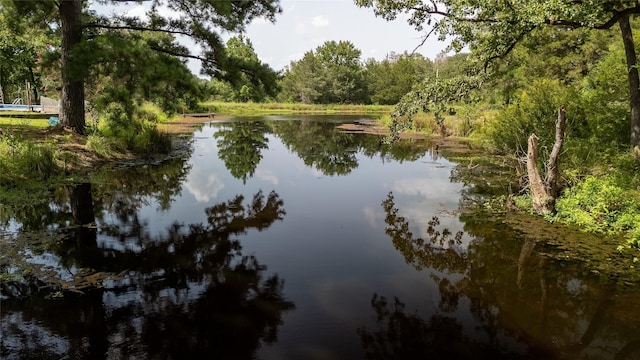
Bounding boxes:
[201,101,393,116]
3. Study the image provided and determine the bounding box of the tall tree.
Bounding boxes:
[2,0,281,134]
[365,52,433,105]
[280,40,367,104]
[210,35,279,102]
[356,0,640,152]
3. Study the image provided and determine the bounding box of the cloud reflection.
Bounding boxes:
[184,171,225,203]
[256,169,279,185]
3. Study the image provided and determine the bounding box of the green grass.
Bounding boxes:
[201,101,393,116]
[0,117,50,129]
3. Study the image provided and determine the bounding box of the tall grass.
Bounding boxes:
[0,131,59,185]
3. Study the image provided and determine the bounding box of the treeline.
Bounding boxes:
[209,37,462,106]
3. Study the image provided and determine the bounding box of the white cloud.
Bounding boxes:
[125,5,147,20]
[311,15,329,28]
[251,17,270,26]
[156,5,180,20]
[295,21,308,35]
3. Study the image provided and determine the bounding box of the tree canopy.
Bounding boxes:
[280,40,368,104]
[0,0,282,134]
[356,0,640,150]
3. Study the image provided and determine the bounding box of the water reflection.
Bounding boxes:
[3,117,640,359]
[357,293,542,359]
[211,117,430,179]
[214,120,271,184]
[377,191,640,359]
[1,189,293,359]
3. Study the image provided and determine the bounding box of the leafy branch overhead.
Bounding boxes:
[357,0,640,149]
[389,74,485,140]
[356,1,640,64]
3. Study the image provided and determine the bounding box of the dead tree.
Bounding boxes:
[527,107,566,215]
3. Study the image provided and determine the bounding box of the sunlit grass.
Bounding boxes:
[0,117,50,129]
[201,101,393,115]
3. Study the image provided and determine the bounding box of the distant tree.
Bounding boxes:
[280,40,367,104]
[365,52,433,105]
[0,0,281,134]
[279,52,325,103]
[0,9,54,104]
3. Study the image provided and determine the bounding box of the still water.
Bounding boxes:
[1,116,639,359]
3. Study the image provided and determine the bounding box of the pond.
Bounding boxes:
[1,115,639,359]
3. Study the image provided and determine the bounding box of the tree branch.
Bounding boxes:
[83,23,195,37]
[148,45,213,64]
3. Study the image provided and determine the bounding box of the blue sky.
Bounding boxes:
[92,0,450,74]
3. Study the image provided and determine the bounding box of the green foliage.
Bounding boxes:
[0,131,59,185]
[0,5,56,104]
[94,102,172,155]
[486,79,583,155]
[365,52,433,105]
[204,101,392,115]
[279,40,368,104]
[388,73,484,140]
[84,32,205,116]
[555,176,640,248]
[579,38,630,149]
[210,35,279,103]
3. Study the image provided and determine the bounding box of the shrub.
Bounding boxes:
[486,79,584,155]
[555,175,640,248]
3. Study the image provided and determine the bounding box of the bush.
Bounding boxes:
[94,101,173,155]
[486,79,584,155]
[555,175,640,248]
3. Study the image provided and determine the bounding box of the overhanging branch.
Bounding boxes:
[83,23,195,37]
[148,45,212,64]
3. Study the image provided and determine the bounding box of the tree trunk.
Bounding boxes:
[618,15,640,155]
[59,0,85,134]
[527,107,566,215]
[29,67,39,103]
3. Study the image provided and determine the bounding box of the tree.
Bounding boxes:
[355,0,640,152]
[1,0,281,134]
[365,52,433,105]
[280,40,367,104]
[217,35,279,102]
[0,6,55,104]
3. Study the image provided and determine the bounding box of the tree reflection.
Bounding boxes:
[378,191,640,359]
[214,120,270,183]
[270,119,429,176]
[382,192,465,273]
[357,294,535,359]
[0,155,192,233]
[1,190,294,359]
[271,119,359,175]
